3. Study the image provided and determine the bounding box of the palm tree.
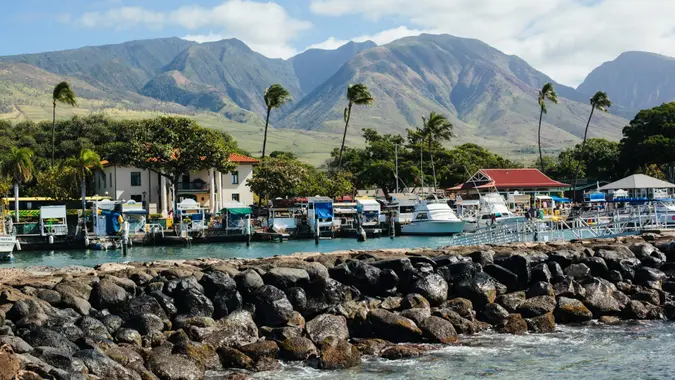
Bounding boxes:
[1,147,34,223]
[537,83,558,173]
[262,84,292,159]
[338,84,374,169]
[52,82,77,167]
[420,112,454,191]
[66,148,102,214]
[572,91,612,199]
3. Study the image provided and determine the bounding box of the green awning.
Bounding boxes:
[221,207,251,215]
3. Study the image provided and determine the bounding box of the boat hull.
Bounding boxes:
[0,236,17,261]
[401,220,466,236]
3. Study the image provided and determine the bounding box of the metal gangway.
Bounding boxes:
[446,205,674,247]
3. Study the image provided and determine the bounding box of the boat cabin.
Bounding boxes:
[177,199,207,233]
[305,196,334,237]
[216,201,252,236]
[39,205,68,239]
[333,201,358,232]
[388,193,419,224]
[356,198,381,227]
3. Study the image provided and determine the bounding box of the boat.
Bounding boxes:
[305,196,335,239]
[400,197,466,236]
[1,205,18,261]
[387,193,419,224]
[459,193,526,232]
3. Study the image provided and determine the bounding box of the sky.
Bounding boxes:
[2,0,675,87]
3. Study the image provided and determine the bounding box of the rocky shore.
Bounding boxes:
[1,234,675,379]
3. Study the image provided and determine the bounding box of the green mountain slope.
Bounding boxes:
[577,51,675,111]
[280,34,628,151]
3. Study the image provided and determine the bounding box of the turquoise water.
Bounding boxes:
[245,322,674,380]
[3,236,459,268]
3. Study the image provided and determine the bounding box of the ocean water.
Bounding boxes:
[242,322,674,380]
[3,236,461,268]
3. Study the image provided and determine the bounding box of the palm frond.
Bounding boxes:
[53,81,77,106]
[421,111,454,143]
[590,91,612,112]
[264,84,292,109]
[347,84,375,106]
[1,147,34,184]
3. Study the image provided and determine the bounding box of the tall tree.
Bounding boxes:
[338,84,374,170]
[261,84,292,159]
[537,83,558,173]
[66,148,102,214]
[572,91,612,198]
[420,112,454,191]
[52,82,77,167]
[1,147,34,223]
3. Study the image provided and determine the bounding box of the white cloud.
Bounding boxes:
[79,0,311,59]
[309,0,675,86]
[305,26,428,52]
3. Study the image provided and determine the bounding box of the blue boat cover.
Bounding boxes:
[314,202,333,219]
[102,211,122,235]
[551,196,571,203]
[586,192,606,202]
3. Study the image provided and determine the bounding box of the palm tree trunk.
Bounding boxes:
[52,102,56,168]
[81,178,87,215]
[429,140,437,193]
[572,106,595,202]
[261,107,272,159]
[538,107,545,173]
[338,102,352,170]
[13,182,19,223]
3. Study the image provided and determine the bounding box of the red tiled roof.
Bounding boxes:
[100,160,110,166]
[449,168,569,191]
[229,153,259,164]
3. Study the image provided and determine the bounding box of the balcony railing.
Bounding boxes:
[176,182,210,192]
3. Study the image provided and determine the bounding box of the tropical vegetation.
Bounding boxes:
[338,84,374,170]
[262,84,292,159]
[537,83,558,173]
[52,82,77,167]
[1,147,34,222]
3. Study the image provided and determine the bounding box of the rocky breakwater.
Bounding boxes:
[1,235,675,379]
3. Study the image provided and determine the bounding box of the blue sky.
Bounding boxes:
[1,0,672,86]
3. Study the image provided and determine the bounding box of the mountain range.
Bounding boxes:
[1,34,673,160]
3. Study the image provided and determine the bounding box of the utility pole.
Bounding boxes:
[395,144,399,194]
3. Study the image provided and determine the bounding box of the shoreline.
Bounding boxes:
[0,233,674,379]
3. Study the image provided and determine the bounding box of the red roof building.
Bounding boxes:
[449,169,568,192]
[228,153,259,164]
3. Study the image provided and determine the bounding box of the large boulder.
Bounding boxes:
[482,303,510,325]
[438,261,476,285]
[201,311,258,349]
[239,340,279,361]
[526,282,554,298]
[484,264,520,292]
[303,277,358,317]
[279,337,318,361]
[441,298,473,319]
[73,349,142,380]
[60,294,91,316]
[213,289,243,320]
[555,297,593,323]
[409,273,448,306]
[127,313,164,335]
[263,267,310,290]
[419,316,458,343]
[496,291,526,313]
[329,261,381,295]
[367,309,423,343]
[432,309,481,334]
[632,289,660,306]
[0,336,33,354]
[455,273,498,310]
[401,293,431,310]
[250,285,294,326]
[147,351,204,380]
[564,263,591,280]
[234,269,265,297]
[496,314,527,334]
[200,271,237,298]
[55,280,92,301]
[305,314,349,344]
[399,308,431,326]
[217,347,254,370]
[634,267,666,288]
[36,289,61,306]
[581,257,609,277]
[583,278,626,317]
[526,312,556,333]
[6,298,76,328]
[119,295,169,323]
[18,327,79,355]
[531,263,552,283]
[163,276,204,297]
[553,277,586,299]
[496,255,531,290]
[176,288,214,317]
[516,296,556,318]
[316,336,360,370]
[78,316,111,340]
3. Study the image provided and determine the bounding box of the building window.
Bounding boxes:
[130,195,143,203]
[232,193,240,202]
[131,172,142,187]
[231,171,239,185]
[109,173,112,188]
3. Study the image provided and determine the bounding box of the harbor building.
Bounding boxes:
[598,174,675,199]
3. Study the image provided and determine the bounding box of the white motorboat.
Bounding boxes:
[0,235,17,261]
[460,193,526,232]
[401,199,466,235]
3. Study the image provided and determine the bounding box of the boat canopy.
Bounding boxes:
[585,192,606,202]
[314,202,333,219]
[222,207,251,215]
[551,196,571,203]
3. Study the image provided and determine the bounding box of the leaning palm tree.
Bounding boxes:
[338,84,375,169]
[420,112,454,192]
[572,91,612,199]
[1,147,34,223]
[537,83,558,173]
[66,148,102,214]
[261,84,292,159]
[52,82,77,167]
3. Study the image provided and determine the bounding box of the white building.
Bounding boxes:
[95,153,259,215]
[598,174,675,199]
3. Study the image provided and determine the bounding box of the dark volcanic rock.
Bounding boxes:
[583,278,626,317]
[581,257,609,277]
[531,263,552,283]
[303,277,358,317]
[526,282,554,298]
[163,276,204,297]
[441,298,473,319]
[482,303,510,325]
[455,272,498,310]
[316,336,360,370]
[380,344,426,360]
[367,309,423,343]
[19,327,79,355]
[306,314,349,344]
[329,261,381,295]
[201,311,258,349]
[484,264,520,292]
[517,296,556,318]
[409,273,448,305]
[149,290,178,318]
[547,261,565,281]
[632,289,660,306]
[239,340,279,361]
[250,285,294,326]
[128,313,164,335]
[263,267,310,290]
[119,295,168,323]
[496,314,528,334]
[36,289,61,306]
[553,277,586,299]
[101,314,124,335]
[0,336,33,354]
[285,287,307,312]
[279,337,318,361]
[78,316,111,340]
[234,269,265,297]
[90,279,128,311]
[213,288,243,320]
[401,293,431,310]
[496,291,526,313]
[526,312,556,333]
[399,308,431,326]
[147,351,204,380]
[200,271,237,298]
[438,261,477,285]
[176,288,214,317]
[217,347,254,370]
[115,328,141,346]
[73,349,142,380]
[555,297,593,323]
[497,255,531,289]
[469,250,494,267]
[432,309,479,334]
[419,316,458,343]
[564,263,591,280]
